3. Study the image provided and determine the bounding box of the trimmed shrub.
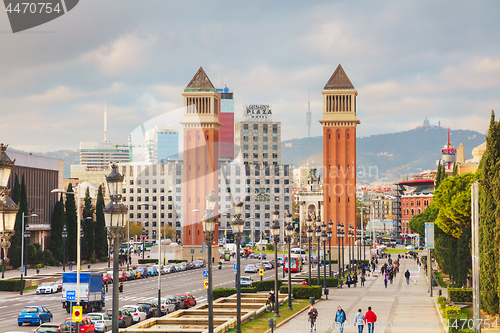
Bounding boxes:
[457,330,475,333]
[279,285,288,294]
[290,286,322,299]
[90,258,97,264]
[437,296,446,304]
[213,288,236,299]
[241,287,257,293]
[448,288,472,303]
[443,306,461,319]
[168,259,188,263]
[138,259,158,264]
[304,277,338,287]
[446,313,468,333]
[252,280,282,291]
[100,257,108,263]
[0,279,25,291]
[266,244,274,251]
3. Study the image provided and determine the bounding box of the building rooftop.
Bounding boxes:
[184,67,217,93]
[324,64,355,90]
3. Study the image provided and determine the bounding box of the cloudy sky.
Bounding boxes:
[1,0,499,152]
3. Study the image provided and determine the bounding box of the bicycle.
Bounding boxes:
[266,298,275,312]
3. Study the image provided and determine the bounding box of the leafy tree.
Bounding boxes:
[10,174,27,268]
[452,163,458,176]
[478,110,500,315]
[49,194,65,262]
[94,185,107,259]
[65,183,77,262]
[82,187,95,260]
[128,221,144,239]
[433,172,479,238]
[408,202,439,239]
[160,224,177,239]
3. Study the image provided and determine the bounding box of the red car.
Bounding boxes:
[119,271,128,282]
[176,293,196,307]
[102,274,112,284]
[61,317,95,333]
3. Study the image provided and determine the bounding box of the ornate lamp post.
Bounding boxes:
[328,220,333,277]
[201,190,217,333]
[103,164,128,333]
[349,225,355,272]
[306,222,313,285]
[337,222,345,278]
[347,227,353,273]
[24,224,30,273]
[0,144,18,280]
[62,225,67,272]
[270,211,281,317]
[284,211,294,311]
[315,225,321,285]
[321,231,327,291]
[357,228,361,266]
[230,198,244,333]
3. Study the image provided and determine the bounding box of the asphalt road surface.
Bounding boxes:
[4,257,291,332]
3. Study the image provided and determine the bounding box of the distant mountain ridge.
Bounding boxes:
[281,126,485,182]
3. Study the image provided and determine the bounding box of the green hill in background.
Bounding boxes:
[281,126,485,182]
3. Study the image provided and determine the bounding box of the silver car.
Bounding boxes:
[87,312,112,333]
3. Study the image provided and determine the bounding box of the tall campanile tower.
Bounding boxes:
[181,67,220,260]
[320,65,359,246]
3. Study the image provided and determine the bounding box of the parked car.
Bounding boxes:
[147,267,158,276]
[36,282,58,294]
[405,245,415,250]
[136,302,156,319]
[121,305,147,323]
[60,317,95,333]
[262,261,273,270]
[102,274,112,284]
[176,293,196,307]
[119,271,128,282]
[125,270,136,280]
[105,309,133,328]
[165,295,181,310]
[175,295,190,309]
[55,280,63,292]
[244,264,257,273]
[151,298,176,314]
[18,306,53,326]
[86,313,112,333]
[136,266,148,278]
[34,323,61,332]
[240,276,252,287]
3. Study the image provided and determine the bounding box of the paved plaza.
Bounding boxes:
[276,256,442,333]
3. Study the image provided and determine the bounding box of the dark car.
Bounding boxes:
[136,302,155,319]
[136,266,148,278]
[105,309,134,328]
[165,295,181,310]
[175,294,190,309]
[35,323,61,332]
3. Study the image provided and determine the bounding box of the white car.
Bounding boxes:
[87,312,112,333]
[36,282,58,294]
[240,276,252,287]
[405,245,415,250]
[244,265,257,273]
[121,305,147,323]
[151,298,176,315]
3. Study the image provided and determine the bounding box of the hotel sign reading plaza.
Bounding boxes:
[244,105,272,121]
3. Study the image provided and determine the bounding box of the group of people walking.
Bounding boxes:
[307,304,377,333]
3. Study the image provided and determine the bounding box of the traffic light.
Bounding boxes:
[72,306,83,321]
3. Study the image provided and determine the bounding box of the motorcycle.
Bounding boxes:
[218,262,222,270]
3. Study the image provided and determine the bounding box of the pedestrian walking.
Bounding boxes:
[354,308,365,333]
[384,273,388,288]
[353,274,358,287]
[302,280,308,286]
[346,274,352,288]
[335,306,347,333]
[119,282,124,298]
[365,307,377,333]
[389,270,394,284]
[360,274,365,287]
[405,269,410,284]
[307,304,318,332]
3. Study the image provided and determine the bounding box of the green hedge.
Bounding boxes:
[0,279,25,291]
[100,257,108,263]
[279,286,322,299]
[213,287,257,299]
[304,277,338,287]
[437,296,446,304]
[168,259,188,263]
[448,288,472,303]
[443,306,461,319]
[349,260,369,266]
[446,313,468,333]
[320,260,338,264]
[138,259,158,264]
[251,280,282,291]
[457,330,475,333]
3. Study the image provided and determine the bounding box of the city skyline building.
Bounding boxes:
[144,125,179,163]
[320,64,360,246]
[217,86,235,160]
[79,141,130,169]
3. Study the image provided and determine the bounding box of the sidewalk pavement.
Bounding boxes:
[275,256,442,333]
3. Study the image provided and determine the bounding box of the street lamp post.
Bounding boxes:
[0,144,18,281]
[321,231,327,293]
[328,220,333,277]
[20,213,36,294]
[230,198,244,333]
[315,225,321,285]
[284,211,294,311]
[306,215,313,285]
[62,226,67,272]
[201,190,217,333]
[340,223,345,278]
[102,164,128,333]
[270,210,280,317]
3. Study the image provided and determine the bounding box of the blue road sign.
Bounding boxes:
[203,270,209,278]
[66,290,76,301]
[233,263,237,270]
[191,249,195,254]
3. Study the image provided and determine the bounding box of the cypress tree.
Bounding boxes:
[94,185,107,259]
[65,183,77,262]
[10,174,28,268]
[479,110,500,315]
[12,174,20,204]
[435,161,442,188]
[50,194,65,262]
[82,187,95,260]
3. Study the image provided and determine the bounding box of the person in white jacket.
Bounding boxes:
[354,309,365,333]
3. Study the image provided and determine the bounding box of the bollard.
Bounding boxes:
[309,297,315,305]
[439,289,442,296]
[88,264,90,269]
[268,318,276,333]
[36,269,39,274]
[324,288,329,299]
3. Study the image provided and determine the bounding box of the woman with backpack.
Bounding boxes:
[308,304,318,332]
[335,306,347,333]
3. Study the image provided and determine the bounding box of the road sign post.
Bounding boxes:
[66,290,76,301]
[203,270,209,278]
[203,279,209,290]
[233,263,237,274]
[259,268,264,276]
[72,306,82,322]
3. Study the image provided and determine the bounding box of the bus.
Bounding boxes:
[284,254,303,273]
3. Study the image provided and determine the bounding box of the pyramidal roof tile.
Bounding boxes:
[184,67,217,93]
[324,64,355,90]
